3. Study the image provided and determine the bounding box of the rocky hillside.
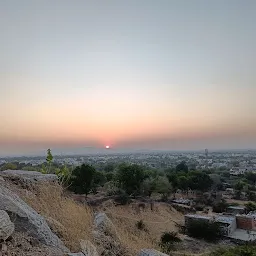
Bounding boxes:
[0,170,205,256]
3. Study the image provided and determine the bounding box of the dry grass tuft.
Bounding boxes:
[22,183,93,252]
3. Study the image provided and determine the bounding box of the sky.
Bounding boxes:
[1,0,256,156]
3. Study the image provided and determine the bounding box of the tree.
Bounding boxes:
[46,149,53,173]
[187,171,213,192]
[70,164,96,196]
[176,161,188,172]
[234,181,245,199]
[246,172,256,185]
[105,172,114,182]
[178,176,189,192]
[104,163,115,172]
[154,176,172,200]
[56,165,72,186]
[141,178,156,197]
[116,164,147,195]
[93,171,107,187]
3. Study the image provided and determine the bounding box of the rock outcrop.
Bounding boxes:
[0,210,14,240]
[80,239,99,256]
[94,212,118,238]
[93,212,126,256]
[139,249,169,256]
[0,183,69,253]
[2,170,58,183]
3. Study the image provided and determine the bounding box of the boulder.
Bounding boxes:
[0,183,69,253]
[80,239,99,256]
[139,249,169,256]
[0,210,14,240]
[93,213,126,256]
[94,212,118,238]
[2,170,58,183]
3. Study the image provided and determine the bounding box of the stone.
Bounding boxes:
[67,253,85,256]
[94,212,118,238]
[0,184,69,253]
[139,249,169,256]
[0,210,14,241]
[2,170,58,183]
[93,213,126,256]
[80,239,99,256]
[0,177,5,182]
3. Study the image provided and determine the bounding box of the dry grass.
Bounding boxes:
[9,180,184,255]
[102,202,184,255]
[21,183,93,252]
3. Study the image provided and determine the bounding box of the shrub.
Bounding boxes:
[114,193,131,205]
[212,199,228,213]
[245,202,256,212]
[161,231,181,244]
[159,231,181,254]
[195,205,205,211]
[186,220,223,242]
[136,220,147,231]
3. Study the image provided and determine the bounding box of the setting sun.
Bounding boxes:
[105,145,110,149]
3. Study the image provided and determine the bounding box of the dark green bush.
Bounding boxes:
[114,193,131,205]
[187,220,223,242]
[212,199,228,213]
[159,231,181,254]
[194,205,205,211]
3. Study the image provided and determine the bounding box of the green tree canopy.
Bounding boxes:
[176,161,188,172]
[187,171,213,192]
[116,164,147,195]
[70,164,96,195]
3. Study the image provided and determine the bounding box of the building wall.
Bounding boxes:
[185,215,211,227]
[230,218,237,235]
[217,218,236,236]
[236,216,254,230]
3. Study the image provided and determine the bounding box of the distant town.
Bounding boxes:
[1,150,256,175]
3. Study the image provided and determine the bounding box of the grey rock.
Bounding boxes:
[0,210,14,240]
[67,253,85,256]
[0,176,5,182]
[80,239,99,256]
[93,213,126,256]
[139,249,169,256]
[94,212,117,237]
[0,184,69,253]
[2,170,58,182]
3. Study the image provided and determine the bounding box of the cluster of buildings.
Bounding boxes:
[185,206,256,242]
[229,167,256,176]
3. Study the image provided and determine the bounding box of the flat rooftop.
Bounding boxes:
[227,206,245,210]
[215,216,235,224]
[185,214,212,220]
[229,229,256,241]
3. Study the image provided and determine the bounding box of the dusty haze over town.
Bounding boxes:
[1,1,256,156]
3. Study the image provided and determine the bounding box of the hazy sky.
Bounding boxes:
[1,1,256,155]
